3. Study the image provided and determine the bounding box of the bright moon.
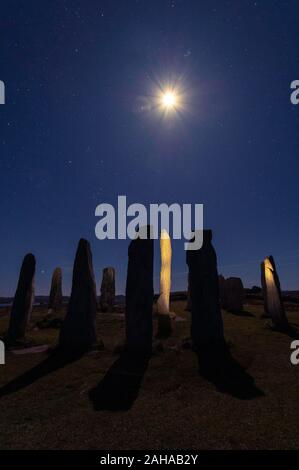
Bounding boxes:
[161,91,177,109]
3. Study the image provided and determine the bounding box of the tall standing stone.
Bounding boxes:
[185,272,192,311]
[218,274,227,309]
[59,239,97,352]
[225,277,245,313]
[7,253,35,343]
[99,267,115,312]
[157,229,172,337]
[125,227,154,353]
[186,230,224,353]
[261,255,288,328]
[48,267,62,313]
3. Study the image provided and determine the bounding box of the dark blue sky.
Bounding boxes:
[1,0,299,296]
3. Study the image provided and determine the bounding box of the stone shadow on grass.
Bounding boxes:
[197,342,265,400]
[0,349,83,398]
[89,349,149,411]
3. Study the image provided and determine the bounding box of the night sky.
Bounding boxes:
[1,0,299,296]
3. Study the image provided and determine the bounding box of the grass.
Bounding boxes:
[0,300,299,450]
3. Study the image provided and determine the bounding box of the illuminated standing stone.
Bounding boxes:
[48,267,62,313]
[99,267,115,312]
[59,239,97,352]
[186,230,224,353]
[125,227,154,353]
[225,277,245,313]
[157,229,172,337]
[7,253,35,343]
[261,256,288,328]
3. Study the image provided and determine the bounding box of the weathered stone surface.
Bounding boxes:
[125,227,154,353]
[261,255,288,328]
[59,239,97,352]
[48,267,62,313]
[186,230,224,352]
[7,253,35,343]
[225,277,245,313]
[218,275,227,309]
[157,229,172,337]
[99,267,115,312]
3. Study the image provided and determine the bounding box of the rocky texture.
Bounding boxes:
[125,227,154,353]
[186,230,224,353]
[7,253,36,344]
[261,255,289,328]
[59,239,98,352]
[48,267,62,313]
[99,267,115,312]
[225,277,245,313]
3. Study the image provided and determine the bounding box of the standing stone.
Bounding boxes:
[7,253,35,344]
[261,255,288,328]
[125,227,154,353]
[225,277,245,313]
[99,267,115,312]
[185,272,192,311]
[48,267,62,313]
[157,229,172,337]
[218,274,227,309]
[186,230,224,353]
[59,239,97,352]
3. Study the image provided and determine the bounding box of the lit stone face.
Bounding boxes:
[157,229,172,315]
[264,258,281,315]
[261,255,288,328]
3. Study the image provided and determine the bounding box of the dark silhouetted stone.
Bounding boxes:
[186,230,224,353]
[185,273,192,311]
[125,227,154,353]
[218,274,227,309]
[7,254,36,343]
[99,267,115,312]
[59,239,97,352]
[261,255,288,328]
[225,277,245,313]
[48,267,62,313]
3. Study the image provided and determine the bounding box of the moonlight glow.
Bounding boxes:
[161,91,177,109]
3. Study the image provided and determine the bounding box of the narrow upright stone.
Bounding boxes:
[225,277,245,313]
[7,253,35,343]
[186,230,224,353]
[218,274,227,309]
[261,255,288,328]
[186,272,192,311]
[99,267,115,312]
[125,227,154,353]
[59,239,97,352]
[157,229,172,337]
[48,267,62,313]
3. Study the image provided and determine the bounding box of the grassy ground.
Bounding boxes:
[0,300,299,450]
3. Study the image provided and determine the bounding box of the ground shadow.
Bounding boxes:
[269,323,299,339]
[197,342,264,400]
[89,349,149,411]
[227,310,255,318]
[0,349,83,398]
